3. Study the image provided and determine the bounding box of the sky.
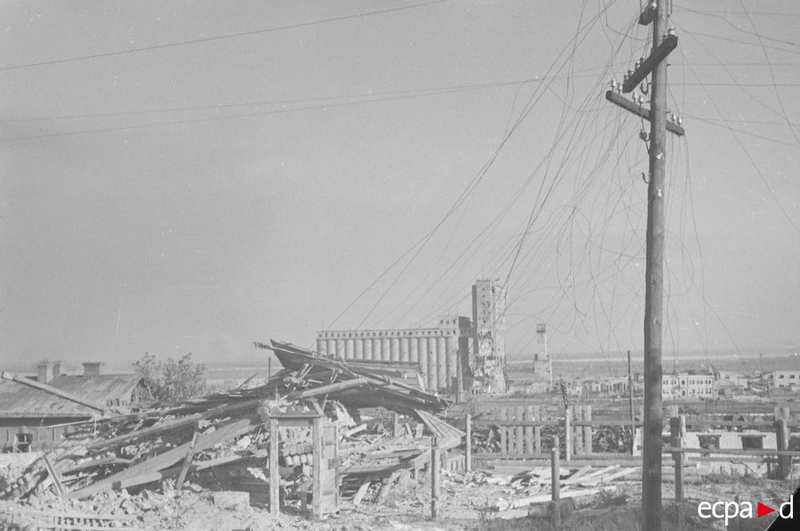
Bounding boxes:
[1,0,798,374]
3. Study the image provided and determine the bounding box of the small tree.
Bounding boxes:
[133,353,207,402]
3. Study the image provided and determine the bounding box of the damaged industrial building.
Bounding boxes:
[316,279,512,396]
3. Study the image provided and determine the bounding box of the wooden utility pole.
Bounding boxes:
[606,2,683,529]
[627,349,635,453]
[642,3,668,528]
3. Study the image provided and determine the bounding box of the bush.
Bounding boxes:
[133,353,207,402]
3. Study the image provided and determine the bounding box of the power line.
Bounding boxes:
[1,71,617,125]
[0,0,446,72]
[0,85,529,142]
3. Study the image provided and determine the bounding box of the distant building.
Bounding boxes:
[471,280,507,394]
[317,279,509,396]
[773,370,800,390]
[662,371,715,399]
[317,316,471,395]
[0,361,141,452]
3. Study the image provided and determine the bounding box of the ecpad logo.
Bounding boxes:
[697,496,793,527]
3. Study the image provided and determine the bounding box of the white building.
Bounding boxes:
[773,370,800,389]
[662,372,715,399]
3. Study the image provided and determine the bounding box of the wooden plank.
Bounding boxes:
[499,408,507,454]
[562,465,618,485]
[583,405,593,455]
[342,460,412,476]
[565,465,593,483]
[622,34,678,92]
[287,378,369,400]
[472,419,562,427]
[510,486,616,510]
[312,416,323,518]
[666,447,800,457]
[175,430,199,490]
[86,399,259,451]
[352,476,373,506]
[269,418,279,516]
[68,418,253,499]
[551,438,560,527]
[78,454,257,496]
[41,453,66,498]
[375,472,398,505]
[606,90,685,136]
[579,467,638,485]
[524,406,534,455]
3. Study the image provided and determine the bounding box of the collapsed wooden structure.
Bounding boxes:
[0,340,460,519]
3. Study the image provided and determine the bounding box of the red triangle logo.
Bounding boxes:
[758,502,775,518]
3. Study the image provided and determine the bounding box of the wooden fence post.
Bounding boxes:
[534,405,542,454]
[573,406,583,456]
[525,406,534,455]
[776,418,789,479]
[431,437,440,519]
[583,405,593,456]
[551,435,561,527]
[515,406,524,455]
[269,418,280,516]
[500,408,508,455]
[669,418,684,500]
[564,407,572,462]
[465,414,472,472]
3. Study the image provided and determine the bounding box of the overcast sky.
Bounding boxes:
[1,0,798,373]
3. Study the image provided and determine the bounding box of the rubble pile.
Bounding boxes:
[0,340,459,529]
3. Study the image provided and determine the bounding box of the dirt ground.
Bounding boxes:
[2,459,795,531]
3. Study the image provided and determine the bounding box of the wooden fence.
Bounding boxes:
[460,404,800,469]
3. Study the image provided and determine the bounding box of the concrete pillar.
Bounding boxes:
[380,338,390,361]
[354,338,364,361]
[428,336,439,391]
[326,339,336,357]
[364,337,373,361]
[445,335,457,394]
[390,337,400,362]
[437,336,447,392]
[317,338,326,356]
[336,339,345,359]
[345,339,354,360]
[400,337,410,363]
[418,337,429,391]
[410,336,419,363]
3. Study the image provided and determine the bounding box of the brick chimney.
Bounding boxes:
[37,361,56,384]
[82,362,104,377]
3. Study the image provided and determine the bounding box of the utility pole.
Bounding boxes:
[606,2,684,530]
[627,349,635,439]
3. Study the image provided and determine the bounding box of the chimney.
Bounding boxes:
[37,361,55,384]
[52,361,62,379]
[82,362,104,377]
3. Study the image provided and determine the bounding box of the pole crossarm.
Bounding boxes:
[605,90,685,136]
[623,34,678,93]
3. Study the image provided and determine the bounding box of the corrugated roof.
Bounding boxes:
[0,373,141,418]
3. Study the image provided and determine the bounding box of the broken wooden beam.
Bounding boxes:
[68,418,254,499]
[86,399,259,451]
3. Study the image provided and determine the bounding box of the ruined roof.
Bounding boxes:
[260,340,449,417]
[0,373,141,418]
